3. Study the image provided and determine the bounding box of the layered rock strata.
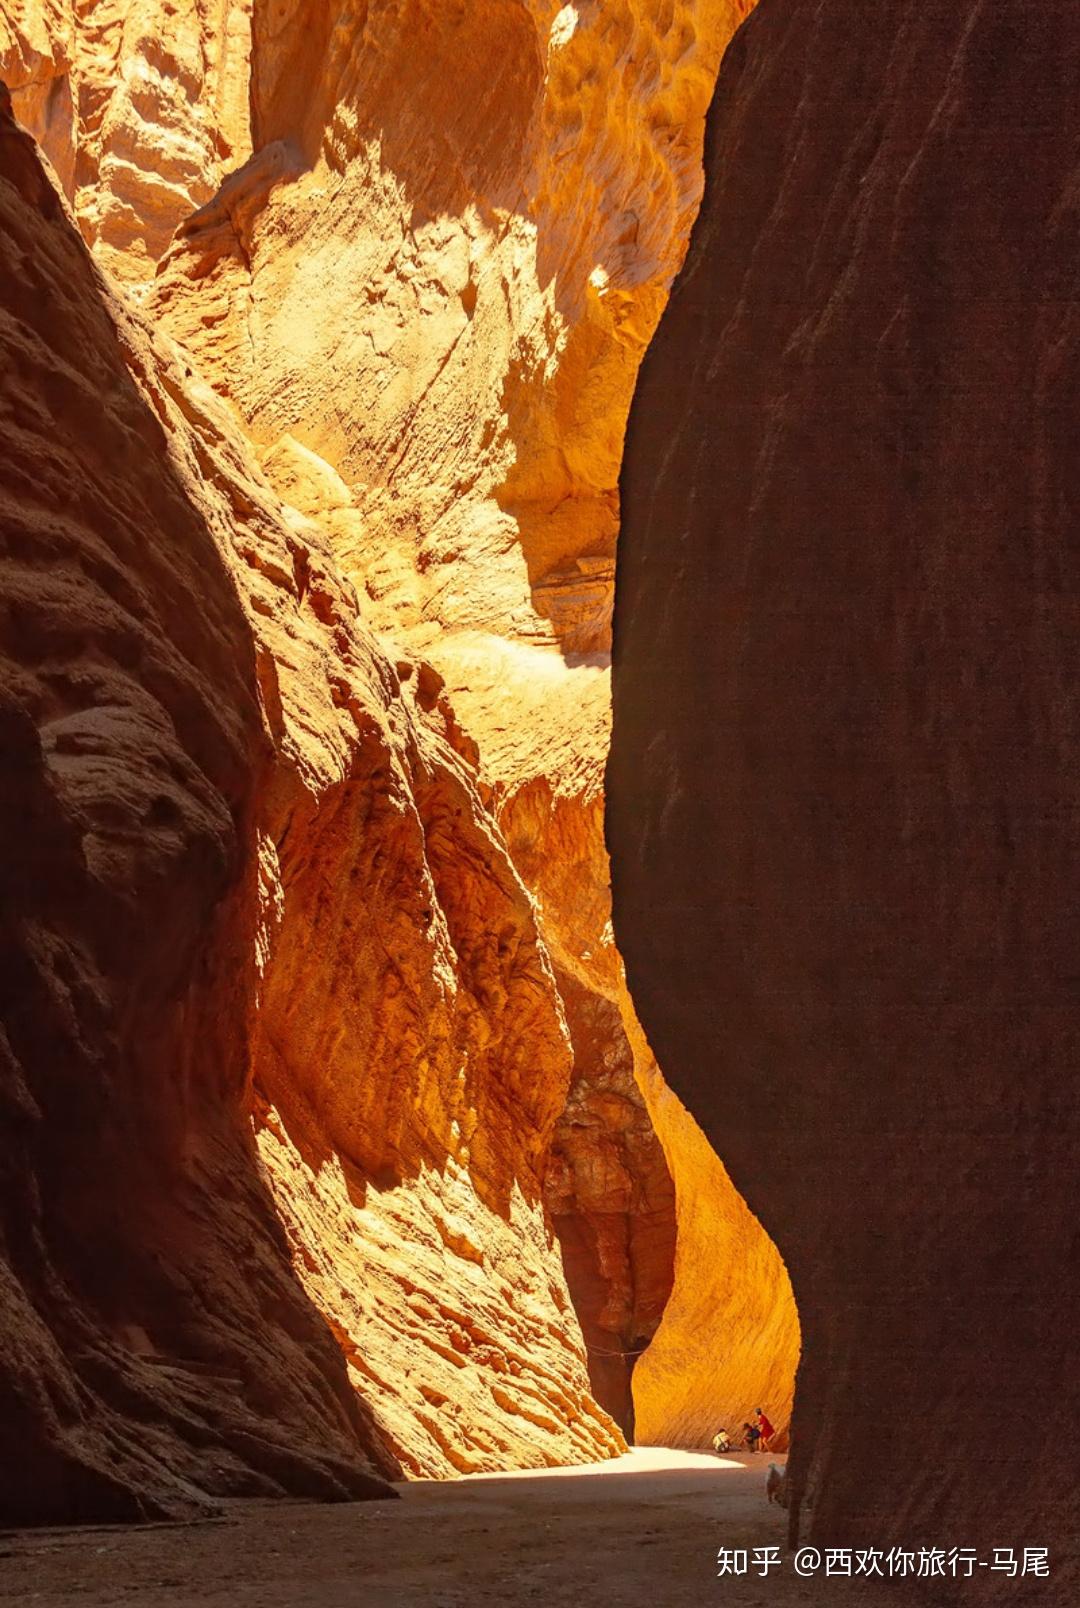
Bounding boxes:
[609,0,1080,1594]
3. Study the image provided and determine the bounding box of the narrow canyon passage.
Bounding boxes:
[4,0,1076,1600]
[0,0,799,1527]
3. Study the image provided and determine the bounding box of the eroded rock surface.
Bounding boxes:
[1,0,801,1515]
[148,0,757,656]
[0,0,253,282]
[543,973,675,1437]
[610,0,1080,1593]
[441,641,797,1445]
[0,89,390,1516]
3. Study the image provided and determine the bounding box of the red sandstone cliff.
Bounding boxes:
[609,0,1080,1597]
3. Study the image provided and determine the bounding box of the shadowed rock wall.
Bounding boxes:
[609,0,1080,1594]
[0,88,391,1517]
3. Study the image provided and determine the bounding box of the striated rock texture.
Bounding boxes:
[543,971,676,1437]
[0,87,391,1517]
[437,645,679,1436]
[147,0,757,656]
[141,0,790,1458]
[610,0,1080,1594]
[0,0,253,281]
[0,96,619,1515]
[144,0,788,1466]
[1,0,801,1513]
[442,642,797,1444]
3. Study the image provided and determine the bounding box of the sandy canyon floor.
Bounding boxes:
[0,1450,904,1608]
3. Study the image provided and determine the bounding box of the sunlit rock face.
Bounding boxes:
[1,0,800,1504]
[630,1043,798,1455]
[442,648,677,1436]
[610,0,1080,1592]
[147,0,757,656]
[0,93,624,1511]
[436,641,797,1446]
[144,0,787,1456]
[543,976,676,1437]
[0,0,253,282]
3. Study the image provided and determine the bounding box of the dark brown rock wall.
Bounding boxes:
[608,1,1080,1595]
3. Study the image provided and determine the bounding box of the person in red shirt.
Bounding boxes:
[755,1407,776,1450]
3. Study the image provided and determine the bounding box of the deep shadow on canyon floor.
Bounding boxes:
[0,1450,946,1608]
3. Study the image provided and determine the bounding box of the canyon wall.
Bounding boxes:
[2,0,799,1514]
[629,1043,797,1453]
[0,0,253,280]
[144,0,795,1449]
[0,87,392,1516]
[609,0,1080,1595]
[0,101,625,1504]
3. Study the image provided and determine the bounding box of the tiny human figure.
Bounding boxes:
[712,1428,731,1454]
[755,1407,776,1452]
[743,1420,762,1452]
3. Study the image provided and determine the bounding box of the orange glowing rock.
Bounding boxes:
[629,1033,799,1453]
[0,0,791,1511]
